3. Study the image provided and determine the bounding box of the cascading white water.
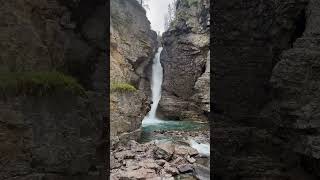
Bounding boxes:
[189,139,210,157]
[148,47,163,119]
[142,47,164,126]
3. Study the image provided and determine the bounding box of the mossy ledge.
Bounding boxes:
[111,82,137,93]
[0,71,86,97]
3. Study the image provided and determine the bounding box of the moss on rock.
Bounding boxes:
[186,0,198,7]
[0,71,86,97]
[111,82,137,93]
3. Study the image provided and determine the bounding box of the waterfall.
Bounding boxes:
[142,47,163,126]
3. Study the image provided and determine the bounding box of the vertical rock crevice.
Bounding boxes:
[290,8,307,46]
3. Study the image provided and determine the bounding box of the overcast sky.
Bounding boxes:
[146,0,174,34]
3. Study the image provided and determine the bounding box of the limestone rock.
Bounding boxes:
[175,145,198,157]
[172,157,188,165]
[177,164,194,173]
[138,159,161,170]
[122,168,157,179]
[159,0,210,121]
[156,159,167,166]
[110,0,158,144]
[111,154,122,169]
[162,163,179,176]
[193,164,210,180]
[186,156,196,163]
[114,150,135,160]
[110,137,209,179]
[154,143,175,161]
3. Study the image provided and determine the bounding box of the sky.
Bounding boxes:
[146,0,174,34]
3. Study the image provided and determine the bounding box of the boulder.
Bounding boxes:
[154,143,175,161]
[193,164,210,180]
[177,164,194,173]
[175,145,198,156]
[129,140,146,152]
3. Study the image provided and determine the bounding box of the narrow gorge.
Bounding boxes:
[3,0,320,179]
[110,0,210,179]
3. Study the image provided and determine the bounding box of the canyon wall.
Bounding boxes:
[159,0,210,121]
[0,0,107,179]
[213,0,320,179]
[110,0,158,145]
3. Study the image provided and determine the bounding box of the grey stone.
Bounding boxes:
[154,143,175,161]
[158,0,210,121]
[177,164,194,173]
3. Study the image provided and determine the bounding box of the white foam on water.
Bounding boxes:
[189,138,210,157]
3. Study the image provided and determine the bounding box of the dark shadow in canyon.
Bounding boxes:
[212,0,320,179]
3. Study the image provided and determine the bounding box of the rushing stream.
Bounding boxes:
[141,47,210,157]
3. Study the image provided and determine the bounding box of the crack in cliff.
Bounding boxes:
[290,8,307,47]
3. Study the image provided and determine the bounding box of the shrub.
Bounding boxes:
[186,0,198,6]
[0,71,86,97]
[111,82,137,93]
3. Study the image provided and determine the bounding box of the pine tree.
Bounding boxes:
[172,0,177,18]
[168,1,177,23]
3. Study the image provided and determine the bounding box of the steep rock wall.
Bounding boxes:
[214,0,320,179]
[110,0,158,145]
[159,0,210,121]
[263,0,320,177]
[0,0,107,179]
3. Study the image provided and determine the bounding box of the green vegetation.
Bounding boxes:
[186,0,198,6]
[0,71,86,97]
[111,82,137,93]
[170,11,188,27]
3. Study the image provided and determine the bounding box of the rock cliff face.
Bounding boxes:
[214,0,320,179]
[110,0,158,145]
[159,0,210,121]
[0,0,107,179]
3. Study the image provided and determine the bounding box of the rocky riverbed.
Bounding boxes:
[110,129,210,179]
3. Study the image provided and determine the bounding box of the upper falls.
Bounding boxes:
[142,47,163,126]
